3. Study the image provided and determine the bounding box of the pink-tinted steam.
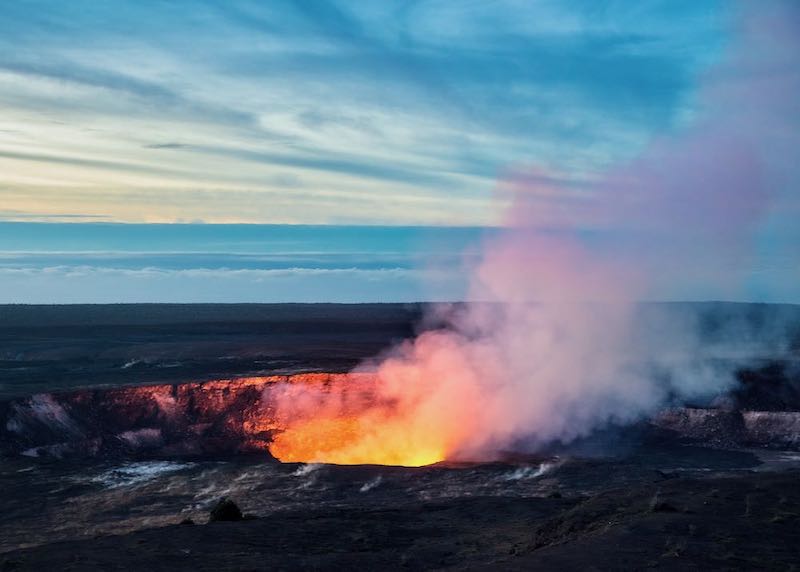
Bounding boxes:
[364,1,797,458]
[271,1,798,463]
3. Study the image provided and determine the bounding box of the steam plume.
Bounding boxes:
[268,1,799,465]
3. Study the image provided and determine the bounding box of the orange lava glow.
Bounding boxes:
[264,333,491,467]
[264,361,478,467]
[269,414,446,467]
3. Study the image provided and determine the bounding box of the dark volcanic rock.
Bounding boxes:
[0,373,375,459]
[654,407,800,450]
[653,408,747,448]
[0,302,425,400]
[209,499,243,522]
[649,494,679,513]
[3,471,800,571]
[734,361,800,410]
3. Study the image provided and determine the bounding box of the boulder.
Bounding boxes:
[209,498,243,522]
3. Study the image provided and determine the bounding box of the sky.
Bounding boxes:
[0,0,797,303]
[0,223,480,302]
[0,0,728,225]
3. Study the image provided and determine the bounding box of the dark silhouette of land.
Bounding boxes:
[0,303,425,399]
[0,302,798,570]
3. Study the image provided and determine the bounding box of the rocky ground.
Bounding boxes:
[0,303,424,400]
[1,468,799,571]
[1,303,798,570]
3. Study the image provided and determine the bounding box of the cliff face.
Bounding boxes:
[0,373,373,458]
[653,408,800,449]
[4,371,800,459]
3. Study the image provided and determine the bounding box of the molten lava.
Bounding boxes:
[265,373,450,467]
[269,414,446,467]
[263,347,486,467]
[264,333,492,467]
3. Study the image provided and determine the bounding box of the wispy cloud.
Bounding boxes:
[0,265,460,304]
[0,222,476,302]
[0,210,111,222]
[0,0,729,224]
[142,143,187,150]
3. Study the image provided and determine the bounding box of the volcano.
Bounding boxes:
[3,364,800,465]
[1,303,800,570]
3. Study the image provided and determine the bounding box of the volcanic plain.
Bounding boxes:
[1,303,799,570]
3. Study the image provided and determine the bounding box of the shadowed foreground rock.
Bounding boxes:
[2,470,799,571]
[208,499,243,523]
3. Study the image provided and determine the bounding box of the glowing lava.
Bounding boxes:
[269,414,446,467]
[265,372,451,467]
[263,357,478,467]
[264,330,499,467]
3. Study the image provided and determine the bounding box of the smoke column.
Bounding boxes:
[268,1,799,465]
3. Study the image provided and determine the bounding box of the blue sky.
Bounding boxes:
[0,1,797,303]
[0,0,727,224]
[0,223,481,302]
